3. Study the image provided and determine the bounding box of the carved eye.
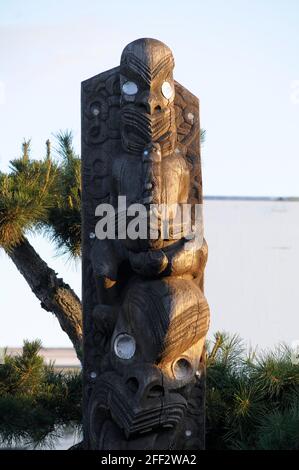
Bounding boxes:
[172,358,193,380]
[161,81,174,99]
[122,81,138,95]
[114,333,136,359]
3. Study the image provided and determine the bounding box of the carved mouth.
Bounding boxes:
[89,373,187,439]
[120,106,175,154]
[121,111,171,140]
[110,389,186,437]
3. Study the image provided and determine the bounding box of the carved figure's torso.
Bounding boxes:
[111,149,190,252]
[112,150,189,206]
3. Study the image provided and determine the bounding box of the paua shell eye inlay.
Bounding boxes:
[161,81,174,99]
[122,81,138,95]
[172,358,193,380]
[114,333,136,359]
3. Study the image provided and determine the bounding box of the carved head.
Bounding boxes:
[89,278,209,448]
[120,38,177,156]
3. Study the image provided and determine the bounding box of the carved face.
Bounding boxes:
[120,38,177,156]
[89,278,209,448]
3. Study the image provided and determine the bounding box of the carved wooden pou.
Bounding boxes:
[81,38,210,450]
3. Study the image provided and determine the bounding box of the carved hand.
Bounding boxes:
[128,249,168,277]
[163,238,208,277]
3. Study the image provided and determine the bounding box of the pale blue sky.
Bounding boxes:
[0,0,299,347]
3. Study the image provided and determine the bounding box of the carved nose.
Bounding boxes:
[146,101,162,114]
[126,377,139,394]
[125,365,165,402]
[138,93,161,115]
[126,378,164,396]
[147,384,164,398]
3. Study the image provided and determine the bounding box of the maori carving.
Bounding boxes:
[82,38,210,450]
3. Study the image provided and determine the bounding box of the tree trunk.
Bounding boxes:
[7,237,83,361]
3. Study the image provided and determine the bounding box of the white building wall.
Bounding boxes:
[204,199,299,349]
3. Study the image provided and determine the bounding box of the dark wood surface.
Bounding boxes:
[81,38,209,450]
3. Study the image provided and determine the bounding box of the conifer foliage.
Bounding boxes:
[0,132,81,254]
[0,133,83,358]
[206,333,299,449]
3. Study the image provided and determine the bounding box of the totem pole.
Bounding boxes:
[81,38,210,450]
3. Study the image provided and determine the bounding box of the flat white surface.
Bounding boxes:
[204,199,299,349]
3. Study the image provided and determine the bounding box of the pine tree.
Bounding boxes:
[0,132,82,359]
